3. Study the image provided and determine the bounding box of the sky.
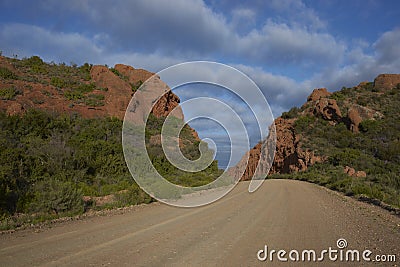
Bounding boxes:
[1,0,399,168]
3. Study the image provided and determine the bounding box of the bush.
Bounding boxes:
[51,77,68,88]
[85,94,105,107]
[294,115,315,133]
[281,107,300,119]
[0,87,18,100]
[114,186,152,206]
[64,90,84,100]
[131,80,143,92]
[30,179,84,215]
[0,67,17,79]
[23,56,47,74]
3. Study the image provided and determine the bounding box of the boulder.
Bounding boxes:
[314,98,342,121]
[373,74,400,91]
[307,88,331,101]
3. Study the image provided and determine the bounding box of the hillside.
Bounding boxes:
[231,74,400,209]
[0,55,220,229]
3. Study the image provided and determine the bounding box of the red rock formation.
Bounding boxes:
[303,88,342,122]
[269,117,322,174]
[344,166,356,176]
[114,64,154,84]
[373,74,400,91]
[228,116,322,181]
[90,65,133,119]
[344,166,367,178]
[152,90,183,119]
[347,108,362,133]
[307,88,331,101]
[313,98,342,121]
[90,65,184,120]
[355,171,367,178]
[347,104,383,133]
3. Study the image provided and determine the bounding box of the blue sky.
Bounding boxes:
[1,0,399,168]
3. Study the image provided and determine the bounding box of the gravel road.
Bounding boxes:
[1,179,399,266]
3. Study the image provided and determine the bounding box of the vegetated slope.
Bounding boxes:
[234,74,400,209]
[0,55,220,229]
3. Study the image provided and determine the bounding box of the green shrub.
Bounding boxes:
[30,179,84,215]
[23,56,48,74]
[0,67,17,79]
[281,107,300,119]
[76,83,96,93]
[64,90,84,100]
[114,186,152,206]
[84,94,105,107]
[110,68,121,76]
[294,115,315,132]
[131,80,143,92]
[0,87,17,100]
[51,77,68,88]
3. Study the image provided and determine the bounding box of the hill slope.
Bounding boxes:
[232,74,400,209]
[0,55,220,229]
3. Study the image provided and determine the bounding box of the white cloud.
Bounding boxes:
[0,2,398,115]
[0,23,102,64]
[374,28,400,68]
[21,0,341,68]
[236,21,345,66]
[267,0,326,30]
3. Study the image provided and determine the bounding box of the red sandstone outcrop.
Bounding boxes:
[303,88,342,122]
[269,117,322,174]
[91,65,183,122]
[90,65,133,119]
[114,64,154,84]
[344,166,367,178]
[0,56,185,121]
[307,88,331,101]
[347,104,383,133]
[228,116,323,181]
[124,74,184,125]
[373,74,400,91]
[231,82,391,180]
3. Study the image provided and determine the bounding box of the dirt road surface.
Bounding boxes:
[1,179,399,266]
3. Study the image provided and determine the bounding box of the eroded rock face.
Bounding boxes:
[227,75,394,180]
[344,166,356,177]
[124,75,184,125]
[152,90,183,119]
[114,64,154,84]
[303,88,342,122]
[228,116,323,181]
[90,65,133,119]
[348,108,362,133]
[373,74,400,91]
[91,66,184,121]
[314,98,342,121]
[227,142,263,181]
[347,104,384,133]
[307,88,331,101]
[269,117,322,174]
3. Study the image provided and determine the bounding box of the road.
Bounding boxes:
[1,179,399,266]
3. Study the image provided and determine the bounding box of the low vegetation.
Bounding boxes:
[0,87,18,100]
[0,109,221,230]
